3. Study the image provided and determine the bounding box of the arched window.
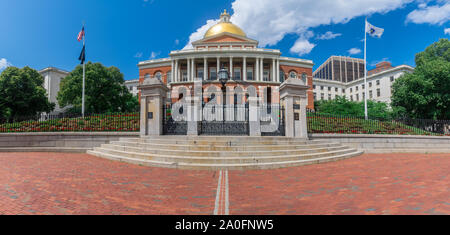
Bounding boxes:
[301,73,307,84]
[289,71,297,79]
[155,72,162,80]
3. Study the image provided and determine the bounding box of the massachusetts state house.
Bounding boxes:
[138,10,314,109]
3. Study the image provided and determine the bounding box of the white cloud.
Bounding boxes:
[406,2,450,25]
[150,51,160,59]
[445,28,450,35]
[316,31,342,40]
[175,39,180,45]
[290,38,316,56]
[184,0,413,55]
[0,58,12,71]
[348,48,362,55]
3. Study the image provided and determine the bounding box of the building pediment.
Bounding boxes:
[192,32,258,47]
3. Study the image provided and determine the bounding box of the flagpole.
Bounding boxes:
[82,22,86,118]
[364,17,368,120]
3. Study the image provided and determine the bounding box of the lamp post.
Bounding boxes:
[218,65,229,127]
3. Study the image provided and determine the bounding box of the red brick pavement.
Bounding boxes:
[229,153,450,215]
[0,153,217,215]
[0,152,449,215]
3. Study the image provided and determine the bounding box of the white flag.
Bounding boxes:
[366,21,384,38]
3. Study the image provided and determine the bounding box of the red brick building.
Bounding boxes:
[138,10,314,109]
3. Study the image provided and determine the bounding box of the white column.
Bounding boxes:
[186,58,190,82]
[204,57,207,80]
[171,60,175,83]
[276,59,280,82]
[243,57,247,81]
[174,59,178,82]
[230,57,233,79]
[272,58,276,82]
[217,57,220,75]
[191,58,195,81]
[260,58,264,82]
[255,58,259,81]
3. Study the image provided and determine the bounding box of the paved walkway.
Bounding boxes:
[0,152,448,215]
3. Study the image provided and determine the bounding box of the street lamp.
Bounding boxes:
[218,66,229,127]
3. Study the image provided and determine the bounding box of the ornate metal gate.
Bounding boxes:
[162,104,187,135]
[199,104,249,135]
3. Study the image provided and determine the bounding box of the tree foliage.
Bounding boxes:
[0,66,55,120]
[314,96,393,119]
[57,62,139,114]
[391,39,450,120]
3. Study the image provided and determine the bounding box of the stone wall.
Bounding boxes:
[310,134,450,153]
[0,132,139,153]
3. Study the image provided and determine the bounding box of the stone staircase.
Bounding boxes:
[87,136,363,170]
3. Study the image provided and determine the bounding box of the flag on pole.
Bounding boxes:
[77,26,85,42]
[78,45,85,64]
[366,21,384,38]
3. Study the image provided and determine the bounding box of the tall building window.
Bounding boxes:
[167,71,172,83]
[356,94,359,101]
[335,87,338,92]
[301,73,307,84]
[390,76,394,82]
[182,70,187,81]
[350,88,353,93]
[377,88,381,97]
[210,67,217,80]
[369,82,372,87]
[263,70,270,81]
[328,87,331,91]
[376,80,380,86]
[247,67,254,80]
[321,93,324,100]
[234,68,241,80]
[356,86,359,91]
[328,94,332,100]
[197,68,204,80]
[369,90,373,99]
[279,70,285,83]
[320,86,324,91]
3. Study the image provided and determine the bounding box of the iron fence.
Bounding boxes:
[307,111,450,136]
[0,112,140,133]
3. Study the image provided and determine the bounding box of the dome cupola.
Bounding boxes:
[204,10,246,38]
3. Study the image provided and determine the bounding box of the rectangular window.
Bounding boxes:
[328,87,331,91]
[182,70,187,81]
[210,67,217,80]
[350,88,353,93]
[376,80,380,86]
[328,94,332,100]
[263,70,270,81]
[313,85,316,89]
[369,90,373,99]
[321,86,324,90]
[390,76,394,82]
[377,88,381,97]
[342,88,346,93]
[197,68,204,80]
[247,67,253,80]
[369,82,372,87]
[356,86,359,91]
[313,92,317,101]
[335,87,338,92]
[234,68,241,80]
[321,93,324,100]
[350,95,353,101]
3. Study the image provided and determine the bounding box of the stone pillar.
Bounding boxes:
[249,94,261,136]
[243,57,247,81]
[217,57,220,75]
[260,58,264,82]
[279,78,309,139]
[137,77,170,137]
[171,60,175,83]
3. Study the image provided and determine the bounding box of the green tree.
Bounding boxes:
[0,66,55,120]
[57,62,139,114]
[391,39,450,120]
[315,96,392,119]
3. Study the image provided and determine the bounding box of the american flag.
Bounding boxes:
[77,26,85,42]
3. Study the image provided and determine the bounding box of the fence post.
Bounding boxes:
[279,78,310,139]
[137,77,169,137]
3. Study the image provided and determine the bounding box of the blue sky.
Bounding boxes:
[0,0,449,80]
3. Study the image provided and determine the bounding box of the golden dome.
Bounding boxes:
[204,10,246,38]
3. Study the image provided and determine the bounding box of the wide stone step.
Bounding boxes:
[109,140,342,151]
[100,143,348,157]
[121,137,327,146]
[92,146,357,164]
[87,149,363,170]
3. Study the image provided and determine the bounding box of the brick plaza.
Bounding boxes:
[0,152,448,215]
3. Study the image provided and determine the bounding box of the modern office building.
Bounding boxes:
[313,56,365,83]
[312,63,414,104]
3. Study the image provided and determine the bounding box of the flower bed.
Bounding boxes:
[0,113,139,133]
